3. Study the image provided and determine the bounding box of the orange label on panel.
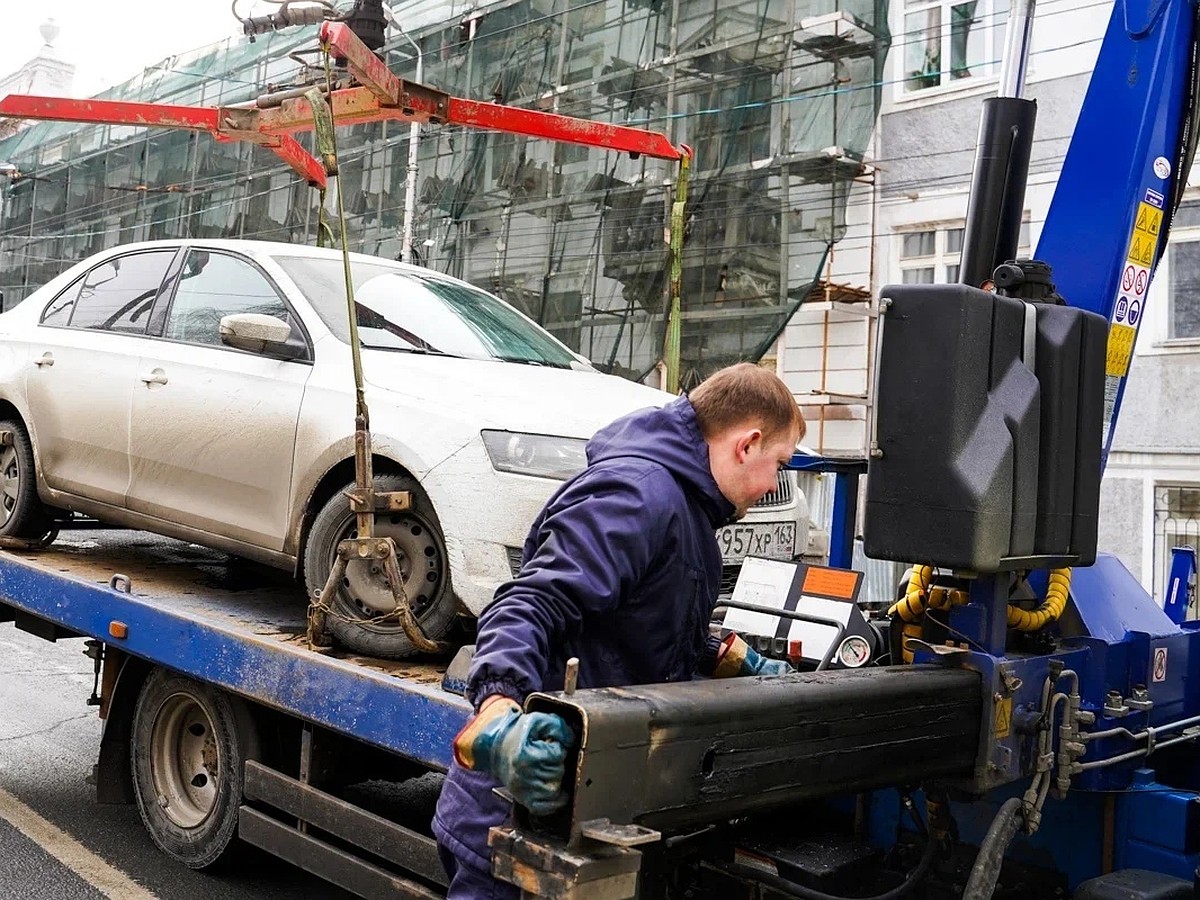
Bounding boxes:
[802,566,859,600]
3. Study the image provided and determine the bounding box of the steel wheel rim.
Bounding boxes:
[149,693,220,829]
[0,444,19,527]
[333,513,445,624]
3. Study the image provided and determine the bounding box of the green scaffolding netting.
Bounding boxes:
[0,0,888,384]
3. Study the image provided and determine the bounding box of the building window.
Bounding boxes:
[1154,484,1200,611]
[898,226,964,284]
[903,0,1009,92]
[1169,240,1200,339]
[897,221,1029,285]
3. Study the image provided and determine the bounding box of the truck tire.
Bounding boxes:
[130,669,258,870]
[303,473,457,659]
[0,418,54,541]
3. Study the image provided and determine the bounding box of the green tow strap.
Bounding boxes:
[305,85,338,250]
[663,152,690,395]
[309,51,367,420]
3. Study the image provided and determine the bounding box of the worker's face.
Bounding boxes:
[709,425,800,520]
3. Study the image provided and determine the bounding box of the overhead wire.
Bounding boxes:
[0,0,1116,311]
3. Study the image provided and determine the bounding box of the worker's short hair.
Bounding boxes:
[689,363,805,445]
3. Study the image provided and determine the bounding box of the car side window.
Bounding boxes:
[67,251,176,334]
[40,275,84,326]
[164,250,292,347]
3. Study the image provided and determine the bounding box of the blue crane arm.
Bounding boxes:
[1036,0,1198,466]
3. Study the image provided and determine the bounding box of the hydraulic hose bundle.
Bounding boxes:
[888,566,1072,662]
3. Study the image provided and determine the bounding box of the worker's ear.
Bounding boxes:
[735,428,764,461]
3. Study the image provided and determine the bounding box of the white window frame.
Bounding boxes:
[1166,235,1200,343]
[898,0,1009,97]
[896,219,1031,285]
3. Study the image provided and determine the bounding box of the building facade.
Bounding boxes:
[0,20,75,141]
[815,0,1200,599]
[0,0,887,407]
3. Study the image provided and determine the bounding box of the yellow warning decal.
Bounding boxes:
[1135,201,1162,237]
[1127,202,1163,266]
[995,696,1013,739]
[1106,323,1137,377]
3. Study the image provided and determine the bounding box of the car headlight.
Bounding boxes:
[481,430,588,480]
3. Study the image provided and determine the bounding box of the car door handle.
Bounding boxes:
[139,369,168,386]
[33,353,54,368]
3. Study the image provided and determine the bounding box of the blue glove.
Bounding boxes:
[709,633,794,678]
[745,650,793,677]
[453,696,576,815]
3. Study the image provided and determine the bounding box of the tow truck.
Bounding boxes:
[1,0,1199,896]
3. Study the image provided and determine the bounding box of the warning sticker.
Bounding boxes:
[1103,185,1163,451]
[1153,647,1168,683]
[1106,323,1137,376]
[1133,266,1149,299]
[1135,202,1163,238]
[802,566,860,600]
[1126,202,1163,267]
[1127,233,1155,266]
[995,696,1013,739]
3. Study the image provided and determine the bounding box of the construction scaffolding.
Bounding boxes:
[0,0,888,384]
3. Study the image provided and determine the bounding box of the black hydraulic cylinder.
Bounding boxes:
[523,666,982,843]
[959,97,1037,288]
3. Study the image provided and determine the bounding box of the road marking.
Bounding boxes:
[0,785,158,899]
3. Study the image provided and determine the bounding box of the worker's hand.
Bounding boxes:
[453,696,576,815]
[711,633,794,677]
[745,650,794,677]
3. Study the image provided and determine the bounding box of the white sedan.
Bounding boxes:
[0,240,811,657]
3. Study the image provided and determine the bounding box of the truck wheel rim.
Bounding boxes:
[337,514,444,620]
[0,445,18,526]
[149,693,220,829]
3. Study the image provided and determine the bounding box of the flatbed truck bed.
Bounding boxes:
[0,528,470,898]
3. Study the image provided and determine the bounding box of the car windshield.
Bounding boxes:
[274,256,578,369]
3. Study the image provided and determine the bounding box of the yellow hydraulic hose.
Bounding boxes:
[889,565,1071,663]
[890,565,931,664]
[889,565,933,622]
[1007,568,1072,632]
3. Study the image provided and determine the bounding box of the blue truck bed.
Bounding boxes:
[0,528,470,770]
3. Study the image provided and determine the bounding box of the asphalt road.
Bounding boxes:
[0,622,358,900]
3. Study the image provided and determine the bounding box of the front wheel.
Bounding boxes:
[303,473,458,659]
[0,418,54,541]
[130,669,258,870]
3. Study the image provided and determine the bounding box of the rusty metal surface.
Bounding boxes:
[22,529,309,633]
[448,98,683,161]
[0,528,467,766]
[0,94,221,130]
[320,22,403,105]
[0,95,328,188]
[240,807,443,900]
[524,666,983,843]
[11,529,451,682]
[244,760,447,887]
[489,826,641,900]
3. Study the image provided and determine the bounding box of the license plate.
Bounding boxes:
[716,521,796,565]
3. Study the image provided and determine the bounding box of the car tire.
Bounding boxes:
[0,418,54,541]
[130,669,258,870]
[303,473,458,659]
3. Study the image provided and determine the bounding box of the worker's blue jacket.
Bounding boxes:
[433,394,733,874]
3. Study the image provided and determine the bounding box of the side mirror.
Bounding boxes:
[219,313,298,357]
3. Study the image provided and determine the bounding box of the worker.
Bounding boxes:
[432,362,806,899]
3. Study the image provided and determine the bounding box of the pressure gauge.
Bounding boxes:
[837,634,872,668]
